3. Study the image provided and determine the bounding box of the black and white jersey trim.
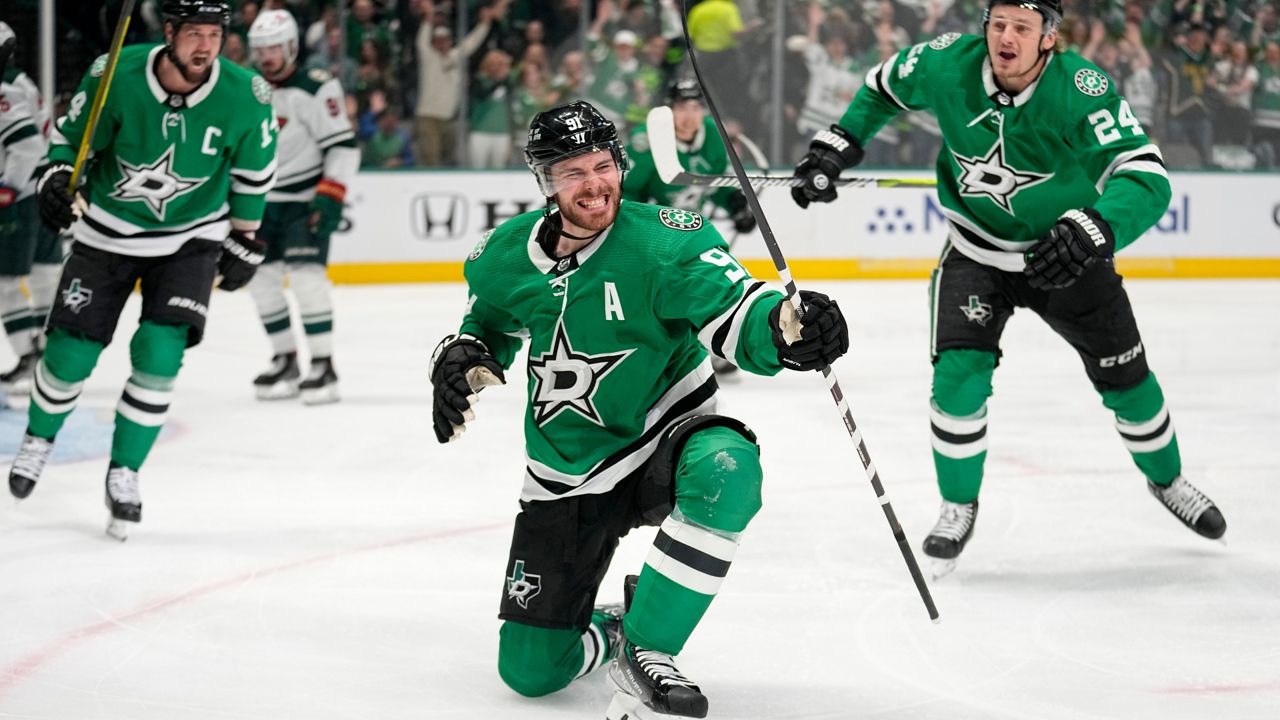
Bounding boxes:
[1094,143,1168,193]
[522,364,718,500]
[864,58,908,111]
[698,280,768,367]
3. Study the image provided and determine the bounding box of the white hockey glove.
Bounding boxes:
[431,334,506,443]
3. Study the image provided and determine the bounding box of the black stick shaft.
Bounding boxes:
[677,0,939,623]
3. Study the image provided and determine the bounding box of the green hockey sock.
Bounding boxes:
[111,322,186,470]
[27,328,105,440]
[1101,372,1181,485]
[497,613,617,697]
[931,349,996,503]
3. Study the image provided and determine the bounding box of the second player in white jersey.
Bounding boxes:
[246,8,359,404]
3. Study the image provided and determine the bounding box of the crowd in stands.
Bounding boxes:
[19,0,1280,170]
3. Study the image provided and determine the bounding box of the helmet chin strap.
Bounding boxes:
[537,202,604,259]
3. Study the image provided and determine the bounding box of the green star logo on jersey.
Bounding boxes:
[950,138,1053,215]
[659,208,703,231]
[109,145,208,222]
[529,321,635,427]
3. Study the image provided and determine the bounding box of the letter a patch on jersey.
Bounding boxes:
[528,321,635,426]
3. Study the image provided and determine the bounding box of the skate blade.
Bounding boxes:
[605,689,702,720]
[255,381,301,400]
[105,518,135,542]
[301,384,340,405]
[929,557,958,580]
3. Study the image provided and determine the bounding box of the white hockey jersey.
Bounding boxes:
[0,68,49,201]
[267,67,359,203]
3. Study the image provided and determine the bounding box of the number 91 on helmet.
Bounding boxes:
[523,101,628,198]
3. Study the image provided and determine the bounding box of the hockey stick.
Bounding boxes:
[69,0,137,191]
[646,106,935,190]
[675,1,939,623]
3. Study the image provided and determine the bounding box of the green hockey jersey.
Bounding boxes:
[624,116,736,215]
[842,33,1171,271]
[48,44,278,257]
[459,200,784,502]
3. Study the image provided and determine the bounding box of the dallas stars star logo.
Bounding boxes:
[110,145,208,221]
[528,321,634,426]
[951,138,1053,215]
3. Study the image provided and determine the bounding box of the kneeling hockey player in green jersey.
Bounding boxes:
[789,0,1225,577]
[431,101,849,720]
[8,0,277,540]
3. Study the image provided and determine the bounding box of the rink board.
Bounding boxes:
[328,170,1280,282]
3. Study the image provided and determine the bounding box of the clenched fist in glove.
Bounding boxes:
[1023,208,1115,290]
[216,229,266,291]
[790,125,864,209]
[431,334,506,443]
[725,190,757,234]
[769,290,850,371]
[36,162,86,232]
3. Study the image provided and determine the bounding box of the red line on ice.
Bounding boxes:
[0,521,506,697]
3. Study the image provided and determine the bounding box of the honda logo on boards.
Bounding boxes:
[411,194,468,240]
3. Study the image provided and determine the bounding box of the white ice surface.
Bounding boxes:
[1,280,1277,719]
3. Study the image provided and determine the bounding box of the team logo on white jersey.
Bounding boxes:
[1074,69,1109,97]
[950,138,1053,215]
[528,321,634,426]
[110,145,209,221]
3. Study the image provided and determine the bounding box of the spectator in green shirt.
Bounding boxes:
[362,108,414,169]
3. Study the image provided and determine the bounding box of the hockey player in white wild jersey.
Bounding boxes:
[0,22,62,403]
[246,9,357,404]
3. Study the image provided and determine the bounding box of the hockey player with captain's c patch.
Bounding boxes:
[790,0,1226,577]
[431,100,849,720]
[7,0,277,540]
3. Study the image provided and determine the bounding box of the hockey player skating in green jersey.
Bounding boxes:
[8,0,277,540]
[624,78,757,379]
[246,8,358,404]
[0,22,63,402]
[624,78,756,238]
[790,0,1225,576]
[430,101,848,719]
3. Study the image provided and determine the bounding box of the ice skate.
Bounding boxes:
[299,357,340,405]
[253,352,301,400]
[607,641,709,720]
[1148,476,1226,541]
[922,499,978,579]
[1,350,39,404]
[104,464,141,541]
[9,431,54,500]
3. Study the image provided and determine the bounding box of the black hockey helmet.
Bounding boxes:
[162,0,232,30]
[524,101,627,196]
[666,77,704,106]
[984,0,1063,34]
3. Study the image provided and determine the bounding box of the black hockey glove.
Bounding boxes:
[769,290,850,371]
[726,190,757,234]
[216,230,267,291]
[1023,208,1116,290]
[790,125,864,209]
[36,162,84,232]
[431,334,506,443]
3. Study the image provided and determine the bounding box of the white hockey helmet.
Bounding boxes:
[248,9,300,69]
